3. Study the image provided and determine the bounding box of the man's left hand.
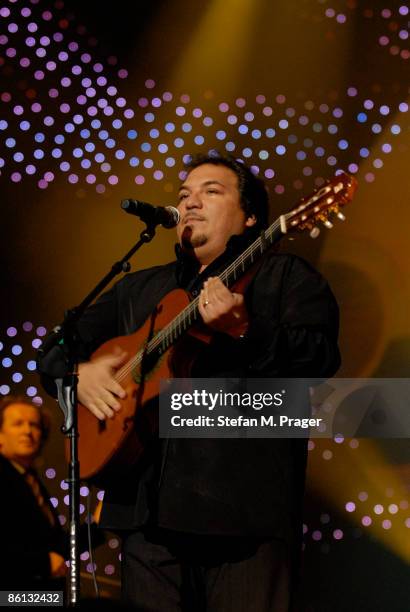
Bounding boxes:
[198,277,249,339]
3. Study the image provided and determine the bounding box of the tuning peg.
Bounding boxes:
[337,211,346,221]
[310,226,320,239]
[323,220,333,229]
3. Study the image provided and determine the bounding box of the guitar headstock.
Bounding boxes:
[285,172,357,237]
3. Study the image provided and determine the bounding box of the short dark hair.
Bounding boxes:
[184,153,269,230]
[0,395,50,445]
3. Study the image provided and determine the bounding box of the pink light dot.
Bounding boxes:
[80,551,89,561]
[325,8,335,18]
[181,94,190,103]
[96,184,106,194]
[31,102,41,112]
[20,57,30,67]
[138,97,148,107]
[21,8,32,17]
[68,174,79,184]
[365,172,375,183]
[374,504,384,515]
[312,530,322,541]
[118,69,128,79]
[48,88,59,98]
[236,98,246,108]
[219,102,229,112]
[135,175,145,185]
[145,79,155,89]
[8,23,19,34]
[308,440,315,451]
[152,98,162,108]
[176,106,186,116]
[23,321,33,331]
[361,516,372,527]
[46,468,56,479]
[347,87,357,97]
[124,109,134,119]
[59,515,66,525]
[263,106,272,116]
[105,565,115,575]
[86,174,96,184]
[401,50,410,60]
[388,504,398,514]
[382,520,392,529]
[42,10,53,21]
[6,47,16,58]
[349,439,359,448]
[381,8,391,18]
[1,92,11,102]
[108,175,119,185]
[256,95,266,104]
[63,495,69,506]
[274,184,285,194]
[26,164,36,174]
[44,171,54,182]
[333,529,343,540]
[379,36,389,46]
[38,179,48,189]
[276,94,286,104]
[345,502,356,512]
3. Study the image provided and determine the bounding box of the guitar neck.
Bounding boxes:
[147,215,288,357]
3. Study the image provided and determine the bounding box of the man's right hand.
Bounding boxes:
[77,350,128,420]
[49,552,67,578]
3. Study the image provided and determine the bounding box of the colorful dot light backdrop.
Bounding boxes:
[0,0,410,196]
[1,0,410,600]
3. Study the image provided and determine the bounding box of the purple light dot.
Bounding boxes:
[8,23,19,34]
[365,172,375,183]
[86,87,96,98]
[46,61,56,71]
[0,7,10,17]
[77,95,87,105]
[60,480,69,491]
[124,109,134,119]
[348,163,358,173]
[116,97,126,108]
[96,184,106,194]
[399,29,409,40]
[97,490,105,501]
[11,344,22,356]
[54,32,63,43]
[103,106,113,116]
[363,99,374,110]
[362,516,372,527]
[63,495,70,506]
[12,373,23,383]
[23,321,33,331]
[86,563,97,573]
[388,504,398,514]
[11,172,22,183]
[135,175,145,185]
[347,87,357,97]
[312,530,322,541]
[97,76,107,86]
[46,468,56,480]
[58,515,66,526]
[118,69,128,79]
[399,6,409,16]
[105,564,115,576]
[44,171,54,182]
[44,115,54,126]
[381,8,391,18]
[325,8,335,18]
[61,77,71,87]
[299,115,309,126]
[145,79,155,89]
[13,105,24,116]
[382,520,392,530]
[31,102,41,112]
[264,169,275,179]
[108,175,118,185]
[20,57,30,67]
[333,529,343,540]
[219,102,229,112]
[68,174,79,184]
[80,551,89,561]
[256,94,266,104]
[153,170,163,180]
[58,51,68,61]
[345,502,356,512]
[48,88,59,98]
[7,327,18,337]
[86,174,96,184]
[26,34,36,45]
[235,98,246,108]
[6,47,16,58]
[373,159,383,169]
[60,161,70,171]
[93,63,103,73]
[68,42,79,52]
[49,497,58,508]
[0,34,8,45]
[42,10,52,21]
[87,106,98,116]
[336,13,346,23]
[72,65,82,76]
[176,106,186,116]
[163,92,173,102]
[80,486,89,497]
[81,53,91,64]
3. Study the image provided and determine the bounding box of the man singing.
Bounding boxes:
[46,154,340,610]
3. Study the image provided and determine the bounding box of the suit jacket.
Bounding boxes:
[0,454,66,590]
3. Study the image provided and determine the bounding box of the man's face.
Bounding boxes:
[0,403,43,466]
[176,164,256,266]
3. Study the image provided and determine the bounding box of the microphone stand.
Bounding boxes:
[37,220,159,607]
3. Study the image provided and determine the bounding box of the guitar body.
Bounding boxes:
[76,288,192,480]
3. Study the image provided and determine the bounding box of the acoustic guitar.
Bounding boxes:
[77,173,357,480]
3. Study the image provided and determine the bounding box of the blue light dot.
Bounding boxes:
[216,130,226,140]
[141,142,151,152]
[165,157,175,167]
[85,142,95,153]
[238,124,248,135]
[81,158,91,169]
[359,147,369,158]
[266,128,275,138]
[73,148,83,158]
[373,159,383,169]
[203,117,213,127]
[242,148,252,157]
[98,130,108,140]
[279,119,288,129]
[328,124,338,134]
[174,138,184,148]
[144,112,155,122]
[0,120,8,130]
[115,149,125,160]
[143,158,154,168]
[372,124,382,134]
[34,149,44,159]
[276,145,286,155]
[64,123,75,133]
[129,157,139,167]
[296,151,306,161]
[60,161,70,171]
[35,133,45,143]
[357,112,367,123]
[2,358,12,368]
[251,129,262,139]
[391,125,401,134]
[95,152,105,162]
[91,119,101,129]
[105,139,116,148]
[180,123,191,133]
[150,128,160,138]
[80,129,90,139]
[20,120,30,131]
[0,342,3,351]
[5,137,16,148]
[51,148,62,158]
[225,142,235,152]
[259,150,269,160]
[165,123,175,133]
[127,129,137,140]
[379,105,390,116]
[10,343,21,354]
[12,372,23,383]
[194,135,204,145]
[55,134,65,144]
[158,144,168,153]
[327,156,337,166]
[315,147,325,157]
[338,139,349,150]
[26,386,37,397]
[0,385,10,395]
[13,152,24,162]
[112,119,122,129]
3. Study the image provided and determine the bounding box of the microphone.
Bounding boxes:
[121,199,180,228]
